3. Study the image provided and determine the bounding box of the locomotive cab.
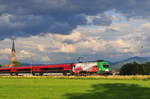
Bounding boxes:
[97,61,112,74]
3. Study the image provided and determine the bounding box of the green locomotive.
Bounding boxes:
[73,60,112,75]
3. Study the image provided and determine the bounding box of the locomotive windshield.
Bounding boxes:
[103,64,109,68]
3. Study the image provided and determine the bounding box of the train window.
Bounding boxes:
[0,69,10,72]
[17,69,31,71]
[93,66,98,68]
[41,67,64,71]
[103,64,109,68]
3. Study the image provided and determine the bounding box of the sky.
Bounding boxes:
[1,0,150,64]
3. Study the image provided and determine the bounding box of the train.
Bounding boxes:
[0,60,112,76]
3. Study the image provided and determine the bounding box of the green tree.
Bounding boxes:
[0,64,2,68]
[120,62,150,75]
[120,62,139,75]
[142,62,150,75]
[12,61,22,67]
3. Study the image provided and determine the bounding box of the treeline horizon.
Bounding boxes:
[120,62,150,75]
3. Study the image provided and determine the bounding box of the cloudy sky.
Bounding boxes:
[0,0,150,64]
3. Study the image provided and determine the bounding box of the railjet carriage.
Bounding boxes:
[0,60,112,76]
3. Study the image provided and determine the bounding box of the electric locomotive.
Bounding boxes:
[73,60,111,75]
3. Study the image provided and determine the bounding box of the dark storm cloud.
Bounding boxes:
[0,0,150,40]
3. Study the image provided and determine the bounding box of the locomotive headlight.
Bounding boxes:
[105,69,109,71]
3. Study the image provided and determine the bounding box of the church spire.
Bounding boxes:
[10,39,17,67]
[12,39,16,52]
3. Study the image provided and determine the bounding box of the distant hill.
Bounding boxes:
[22,63,45,66]
[110,56,150,70]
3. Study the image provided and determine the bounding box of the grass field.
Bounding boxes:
[0,77,149,99]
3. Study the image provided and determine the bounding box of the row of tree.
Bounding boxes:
[120,62,150,75]
[12,61,22,66]
[0,61,22,68]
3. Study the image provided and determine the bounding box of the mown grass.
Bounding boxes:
[1,75,150,80]
[0,76,149,99]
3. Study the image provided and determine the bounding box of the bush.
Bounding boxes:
[12,61,22,67]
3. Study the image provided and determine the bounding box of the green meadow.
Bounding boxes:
[0,77,149,99]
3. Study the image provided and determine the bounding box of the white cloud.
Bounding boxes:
[41,56,51,62]
[20,50,33,55]
[0,48,11,54]
[52,31,81,42]
[141,22,150,29]
[37,44,45,52]
[58,44,76,53]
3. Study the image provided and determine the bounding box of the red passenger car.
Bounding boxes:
[0,63,74,76]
